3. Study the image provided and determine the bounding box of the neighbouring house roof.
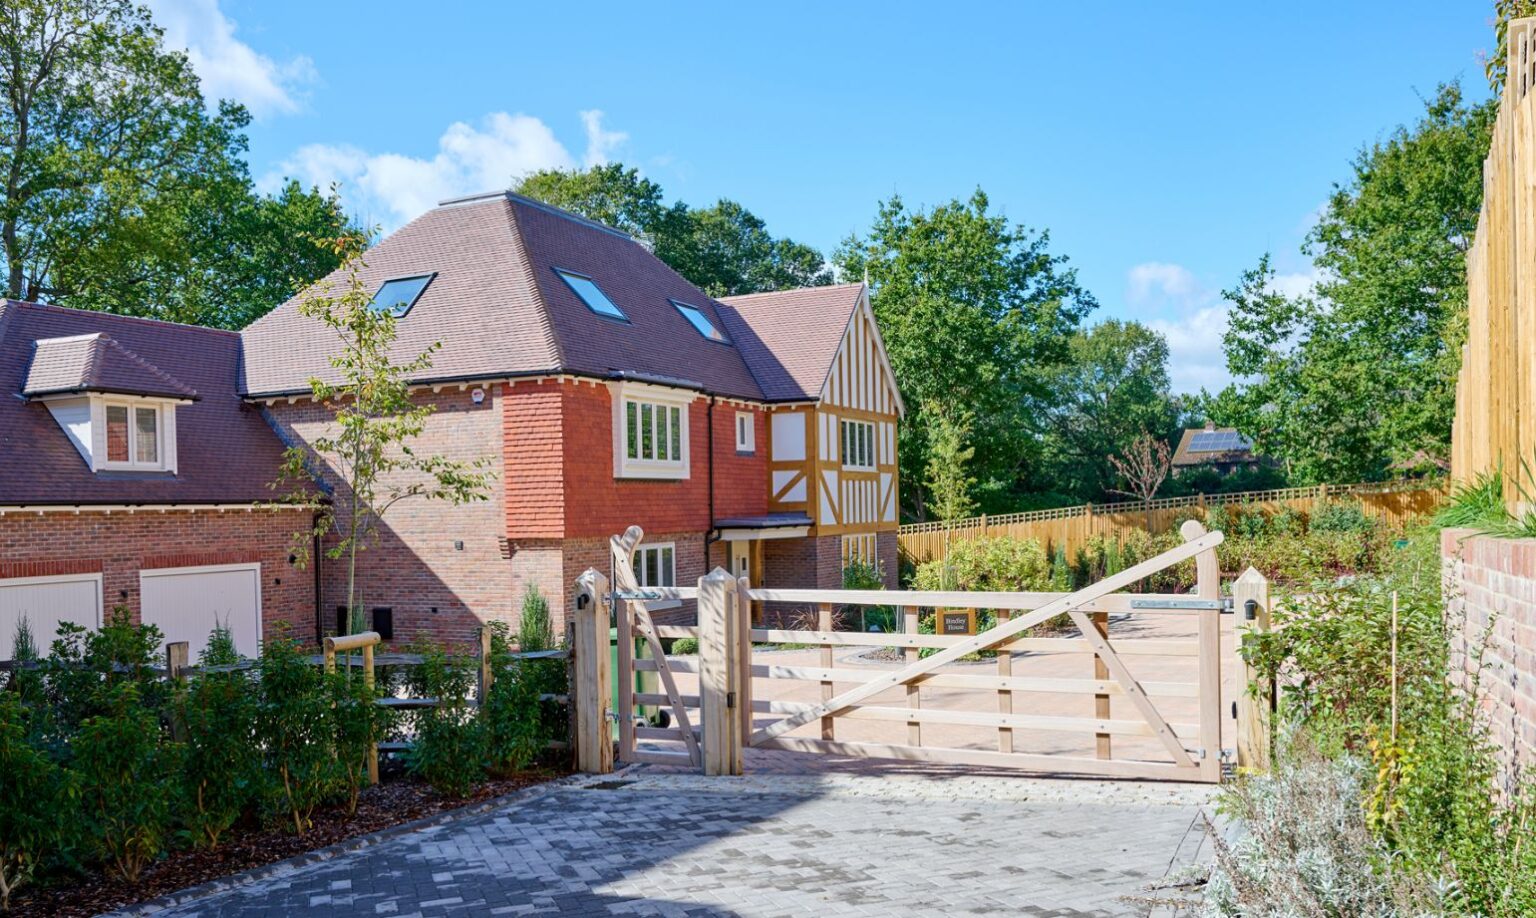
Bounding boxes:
[0,300,301,505]
[716,283,865,402]
[22,332,199,401]
[1171,423,1257,468]
[241,192,785,402]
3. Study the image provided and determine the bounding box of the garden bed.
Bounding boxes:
[8,769,565,917]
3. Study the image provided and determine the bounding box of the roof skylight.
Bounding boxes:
[556,269,627,320]
[369,274,435,317]
[671,300,729,343]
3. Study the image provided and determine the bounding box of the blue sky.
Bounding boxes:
[148,1,1495,393]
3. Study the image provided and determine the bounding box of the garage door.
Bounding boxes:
[0,573,103,656]
[140,564,262,660]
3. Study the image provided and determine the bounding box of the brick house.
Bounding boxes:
[244,191,903,638]
[0,190,903,653]
[0,301,318,659]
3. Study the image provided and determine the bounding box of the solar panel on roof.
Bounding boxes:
[1189,431,1252,453]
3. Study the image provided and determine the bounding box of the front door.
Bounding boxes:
[728,540,751,583]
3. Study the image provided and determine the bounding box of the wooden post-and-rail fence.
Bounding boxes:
[897,480,1446,566]
[569,521,1285,783]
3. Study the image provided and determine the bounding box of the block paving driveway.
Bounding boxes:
[137,752,1216,918]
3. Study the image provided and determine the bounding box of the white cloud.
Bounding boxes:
[265,112,602,230]
[147,0,314,118]
[1126,262,1203,308]
[580,110,627,167]
[1146,307,1232,396]
[1125,261,1229,395]
[1267,267,1323,299]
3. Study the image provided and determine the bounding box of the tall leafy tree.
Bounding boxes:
[0,0,349,327]
[835,190,1097,519]
[514,164,831,296]
[1042,319,1178,501]
[1213,84,1494,482]
[274,238,494,630]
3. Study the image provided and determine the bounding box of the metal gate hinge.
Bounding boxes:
[1129,598,1224,611]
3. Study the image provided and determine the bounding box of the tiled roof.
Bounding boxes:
[717,284,864,401]
[0,300,298,505]
[241,192,773,402]
[1171,426,1257,467]
[22,332,199,400]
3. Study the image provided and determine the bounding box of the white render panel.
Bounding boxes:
[820,469,839,525]
[881,472,896,522]
[771,412,806,462]
[772,469,807,503]
[45,398,93,466]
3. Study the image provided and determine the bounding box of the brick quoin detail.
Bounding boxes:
[0,558,104,580]
[142,550,265,569]
[0,509,315,644]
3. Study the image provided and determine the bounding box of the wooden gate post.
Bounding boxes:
[1232,566,1273,772]
[166,641,189,743]
[1185,520,1224,783]
[698,567,743,776]
[571,569,615,775]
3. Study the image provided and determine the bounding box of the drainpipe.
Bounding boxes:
[705,397,719,573]
[312,510,324,647]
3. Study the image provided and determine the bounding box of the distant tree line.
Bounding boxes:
[10,0,1505,522]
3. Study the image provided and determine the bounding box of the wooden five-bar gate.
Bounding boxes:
[568,520,1252,783]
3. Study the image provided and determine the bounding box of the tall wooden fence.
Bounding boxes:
[1453,16,1536,505]
[897,481,1445,567]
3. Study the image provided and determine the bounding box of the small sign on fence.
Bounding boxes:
[937,608,976,636]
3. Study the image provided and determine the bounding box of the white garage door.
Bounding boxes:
[140,564,262,660]
[0,573,103,657]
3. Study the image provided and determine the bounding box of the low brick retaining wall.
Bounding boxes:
[1443,529,1536,787]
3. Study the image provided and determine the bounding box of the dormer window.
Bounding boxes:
[22,333,195,475]
[103,401,164,469]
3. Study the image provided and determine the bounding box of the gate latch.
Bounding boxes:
[726,691,737,710]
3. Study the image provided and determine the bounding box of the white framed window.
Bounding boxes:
[842,533,878,567]
[609,381,693,480]
[634,542,679,610]
[100,398,173,471]
[735,411,754,453]
[841,419,876,471]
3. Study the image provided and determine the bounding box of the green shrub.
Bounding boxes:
[44,609,166,738]
[518,586,553,652]
[670,637,699,655]
[1204,739,1438,915]
[403,639,484,796]
[842,561,894,632]
[73,683,178,883]
[912,535,1050,593]
[0,694,72,910]
[480,659,545,779]
[407,709,484,797]
[178,626,258,848]
[1309,498,1377,534]
[1048,544,1072,591]
[330,663,388,814]
[255,634,340,835]
[1435,468,1507,530]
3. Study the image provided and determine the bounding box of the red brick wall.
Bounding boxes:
[713,406,767,520]
[266,387,511,647]
[0,508,316,644]
[1444,529,1536,791]
[561,383,767,539]
[504,380,565,539]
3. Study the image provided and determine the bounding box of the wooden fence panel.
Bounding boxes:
[1453,16,1536,506]
[898,481,1445,567]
